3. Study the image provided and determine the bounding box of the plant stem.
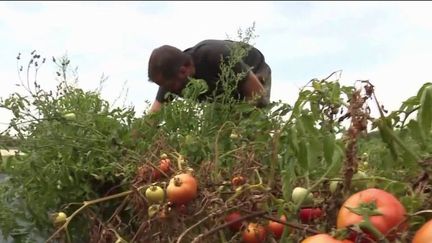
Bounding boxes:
[45,187,144,242]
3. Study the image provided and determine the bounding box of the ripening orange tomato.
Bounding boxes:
[232,175,246,187]
[412,219,432,243]
[267,215,288,239]
[301,234,353,243]
[166,173,198,205]
[242,223,266,243]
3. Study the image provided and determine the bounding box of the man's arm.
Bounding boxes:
[148,86,171,113]
[239,72,268,107]
[149,99,162,113]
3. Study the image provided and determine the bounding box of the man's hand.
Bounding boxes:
[240,72,268,107]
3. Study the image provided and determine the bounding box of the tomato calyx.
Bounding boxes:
[357,219,389,242]
[173,177,183,187]
[344,202,388,242]
[345,201,383,217]
[332,228,352,241]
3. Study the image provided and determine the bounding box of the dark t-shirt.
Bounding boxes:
[155,39,267,103]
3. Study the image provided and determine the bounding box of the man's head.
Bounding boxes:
[148,45,195,94]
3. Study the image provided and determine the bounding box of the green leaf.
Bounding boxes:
[407,120,424,143]
[297,140,310,170]
[287,127,299,154]
[418,84,432,136]
[376,118,398,159]
[323,132,335,165]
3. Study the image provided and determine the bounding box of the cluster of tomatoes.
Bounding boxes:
[223,175,287,242]
[139,155,432,242]
[224,210,288,242]
[222,184,323,243]
[51,153,431,242]
[223,182,432,243]
[298,187,432,243]
[142,154,199,219]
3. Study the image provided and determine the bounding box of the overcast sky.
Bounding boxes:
[1,1,432,130]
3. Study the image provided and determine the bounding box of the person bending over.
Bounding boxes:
[147,39,272,113]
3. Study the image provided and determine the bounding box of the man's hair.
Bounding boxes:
[148,45,191,82]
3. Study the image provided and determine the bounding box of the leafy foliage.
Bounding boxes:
[0,28,431,242]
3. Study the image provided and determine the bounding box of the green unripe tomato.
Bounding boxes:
[147,204,160,218]
[329,180,341,194]
[63,112,76,120]
[54,212,67,224]
[230,132,240,139]
[292,187,313,205]
[145,185,165,204]
[351,171,368,191]
[160,153,168,159]
[185,134,194,145]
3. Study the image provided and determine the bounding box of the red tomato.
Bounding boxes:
[302,234,353,243]
[159,158,171,173]
[267,215,288,239]
[166,173,198,205]
[224,211,244,231]
[232,175,246,187]
[299,208,323,223]
[242,223,266,243]
[412,219,432,243]
[151,168,161,181]
[337,188,406,242]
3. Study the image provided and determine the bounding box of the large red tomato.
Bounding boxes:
[301,234,353,243]
[412,219,432,243]
[166,173,198,205]
[337,188,406,241]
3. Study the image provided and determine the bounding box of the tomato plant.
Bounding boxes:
[337,188,406,241]
[0,30,431,242]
